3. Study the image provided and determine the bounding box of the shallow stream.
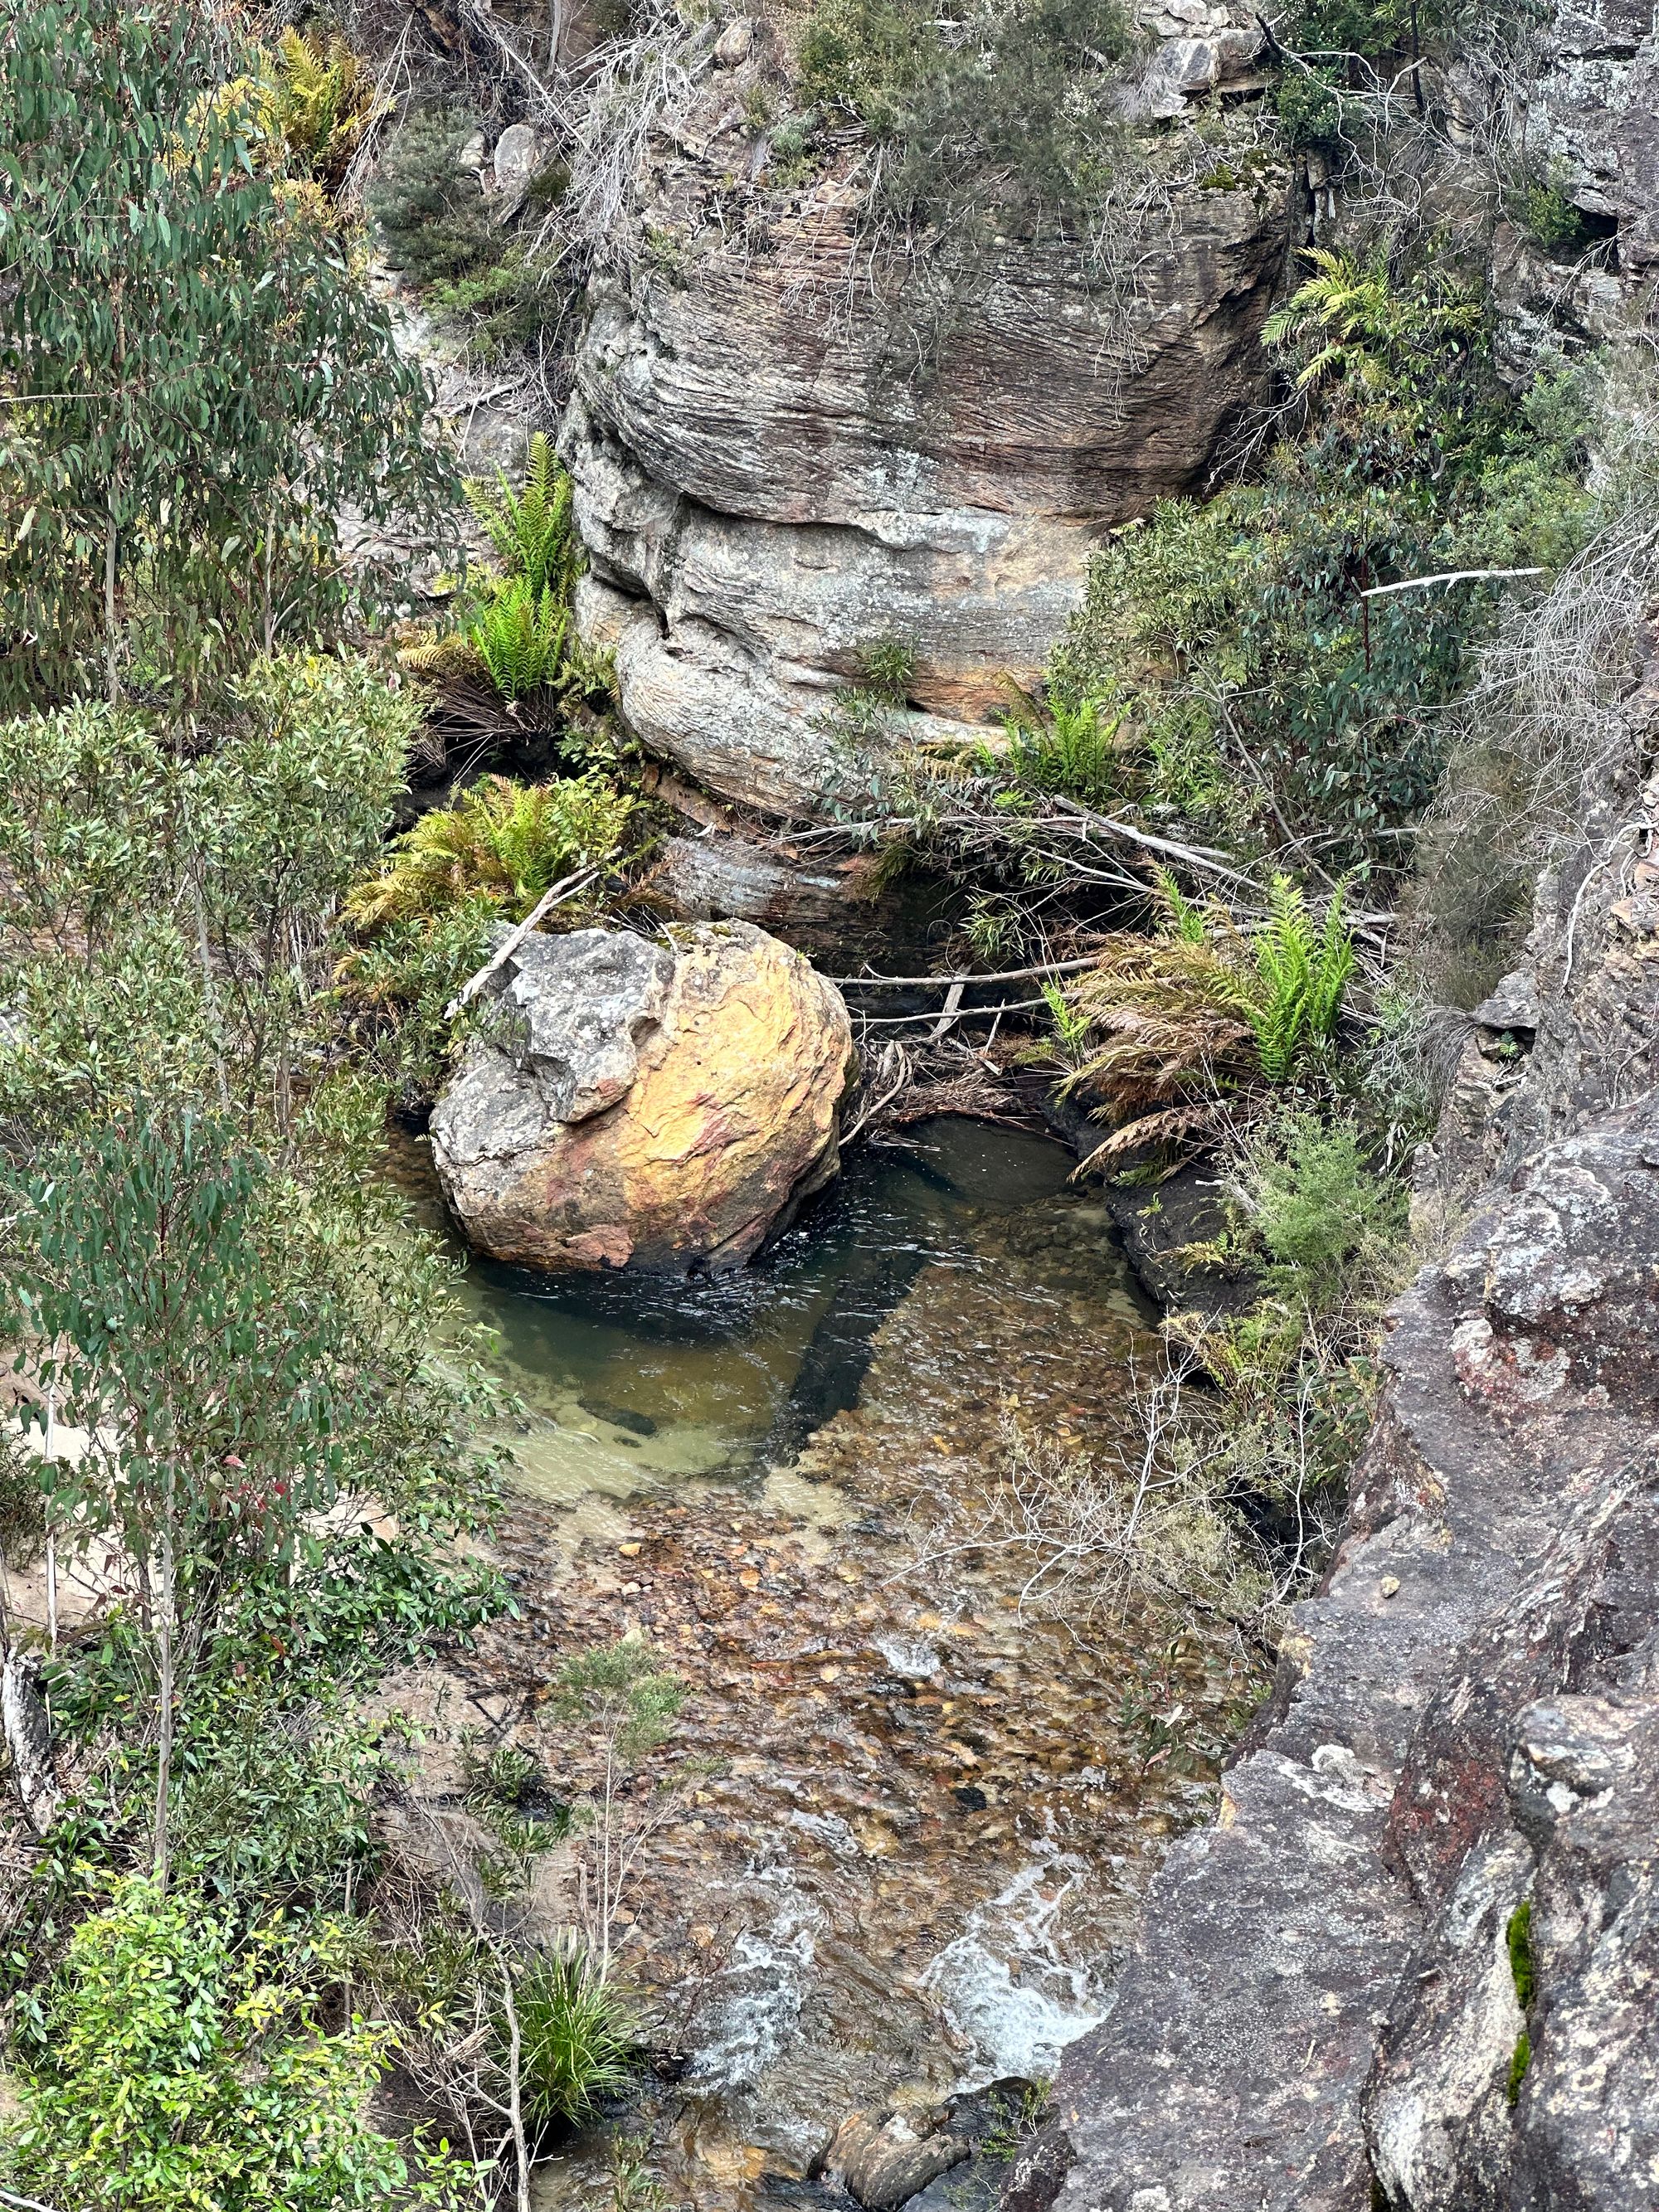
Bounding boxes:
[389,1120,1264,2206]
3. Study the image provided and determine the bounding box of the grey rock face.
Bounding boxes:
[1036,1085,1659,2210]
[559,51,1293,815]
[491,927,675,1125]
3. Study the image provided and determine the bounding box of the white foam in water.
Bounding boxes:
[688,1871,826,2093]
[921,1859,1104,2081]
[873,1632,942,1680]
[788,1807,861,1859]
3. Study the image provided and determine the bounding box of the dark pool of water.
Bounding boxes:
[394,1117,1102,1500]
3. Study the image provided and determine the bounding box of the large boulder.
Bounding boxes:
[429,921,856,1273]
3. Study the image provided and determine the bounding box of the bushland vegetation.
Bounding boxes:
[0,3,674,2203]
[849,36,1638,1648]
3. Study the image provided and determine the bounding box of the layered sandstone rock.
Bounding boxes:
[560,26,1294,815]
[430,921,855,1271]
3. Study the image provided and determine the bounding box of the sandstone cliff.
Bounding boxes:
[559,14,1294,822]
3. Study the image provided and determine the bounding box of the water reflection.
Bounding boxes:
[395,1118,1103,1495]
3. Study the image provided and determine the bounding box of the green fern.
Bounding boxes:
[1248,875,1355,1082]
[1151,867,1209,945]
[1000,694,1121,805]
[465,432,580,603]
[268,27,387,186]
[345,771,637,927]
[1263,248,1483,396]
[469,576,567,700]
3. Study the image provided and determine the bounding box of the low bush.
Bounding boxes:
[367,109,567,356]
[346,771,639,929]
[7,1879,474,2210]
[795,0,1137,236]
[367,108,495,284]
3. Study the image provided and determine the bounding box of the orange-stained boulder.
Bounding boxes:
[430,921,856,1273]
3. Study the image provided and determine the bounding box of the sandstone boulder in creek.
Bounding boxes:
[429,921,857,1273]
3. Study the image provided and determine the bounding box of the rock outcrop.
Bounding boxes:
[430,921,855,1272]
[1017,1090,1659,2212]
[1014,639,1659,2205]
[561,22,1293,816]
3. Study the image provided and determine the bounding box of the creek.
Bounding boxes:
[389,1118,1265,2207]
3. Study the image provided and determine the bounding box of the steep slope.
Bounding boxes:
[561,12,1293,817]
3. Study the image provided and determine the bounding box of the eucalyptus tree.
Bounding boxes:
[0,0,456,707]
[0,1111,366,1887]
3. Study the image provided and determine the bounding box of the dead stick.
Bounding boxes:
[444,866,601,1019]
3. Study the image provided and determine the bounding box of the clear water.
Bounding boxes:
[394,1116,1097,1498]
[386,1118,1258,2208]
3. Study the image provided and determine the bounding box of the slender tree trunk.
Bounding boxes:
[263,522,275,659]
[104,507,120,707]
[500,1956,532,2212]
[153,1494,175,1894]
[43,1388,56,1655]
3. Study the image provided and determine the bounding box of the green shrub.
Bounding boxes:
[346,771,638,929]
[795,0,1136,235]
[515,1939,635,2123]
[7,1879,471,2210]
[331,900,496,1103]
[367,107,494,284]
[1243,1111,1406,1310]
[1520,176,1589,253]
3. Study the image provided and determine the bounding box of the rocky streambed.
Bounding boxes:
[383,1112,1266,2208]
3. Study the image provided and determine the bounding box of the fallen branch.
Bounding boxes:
[830,954,1102,989]
[443,866,601,1019]
[1360,566,1548,599]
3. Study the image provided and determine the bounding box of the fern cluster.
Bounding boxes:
[1000,694,1122,808]
[403,436,586,708]
[1050,873,1357,1150]
[466,434,580,605]
[1250,876,1356,1082]
[470,576,569,700]
[265,28,387,188]
[346,771,637,930]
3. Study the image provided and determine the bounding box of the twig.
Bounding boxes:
[830,954,1102,989]
[1360,566,1548,598]
[443,866,601,1018]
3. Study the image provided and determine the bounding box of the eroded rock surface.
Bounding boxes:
[560,27,1293,814]
[431,920,855,1271]
[1025,1089,1659,2212]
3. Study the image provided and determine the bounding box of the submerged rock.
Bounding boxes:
[824,2109,971,2210]
[431,921,856,1272]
